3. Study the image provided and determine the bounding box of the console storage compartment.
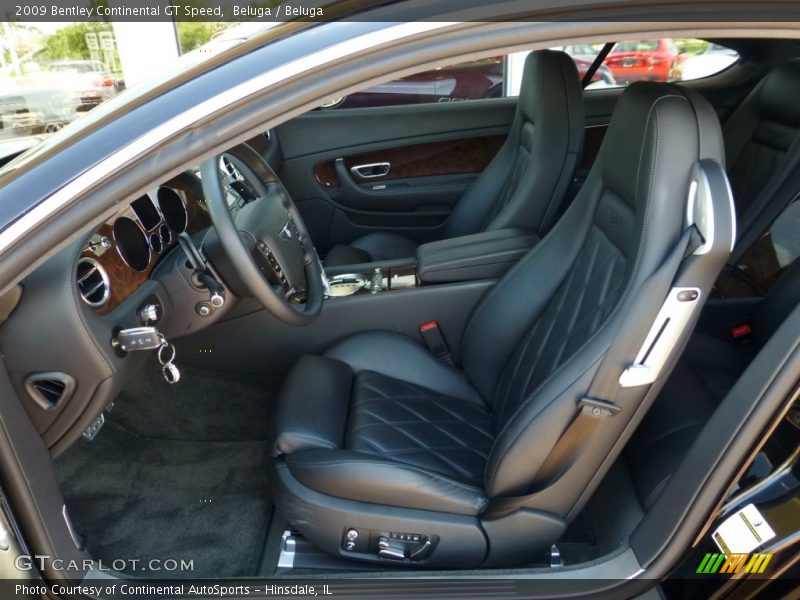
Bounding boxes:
[416,228,537,284]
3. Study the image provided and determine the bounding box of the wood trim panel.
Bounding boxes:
[82,174,211,316]
[314,134,506,188]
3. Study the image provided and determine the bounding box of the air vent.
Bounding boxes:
[76,257,110,307]
[24,372,76,411]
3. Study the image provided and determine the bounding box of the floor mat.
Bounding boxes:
[56,422,271,578]
[54,363,279,578]
[111,362,280,441]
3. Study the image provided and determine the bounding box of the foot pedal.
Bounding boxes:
[82,402,114,441]
[82,413,105,441]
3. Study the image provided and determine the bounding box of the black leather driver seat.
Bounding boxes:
[269,82,736,568]
[324,50,584,266]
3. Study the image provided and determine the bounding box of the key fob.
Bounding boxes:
[114,327,162,352]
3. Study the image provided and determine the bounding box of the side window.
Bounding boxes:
[318,56,505,110]
[316,39,740,109]
[601,39,739,87]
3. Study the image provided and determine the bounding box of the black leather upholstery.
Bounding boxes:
[416,228,539,284]
[723,58,800,241]
[270,82,734,566]
[324,50,583,266]
[628,258,800,510]
[325,232,422,266]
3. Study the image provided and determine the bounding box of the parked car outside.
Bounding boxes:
[0,84,81,139]
[604,39,683,83]
[47,60,121,111]
[563,44,617,86]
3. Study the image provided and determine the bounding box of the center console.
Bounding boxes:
[324,228,537,298]
[326,265,417,297]
[178,228,537,374]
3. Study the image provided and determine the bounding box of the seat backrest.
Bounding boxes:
[460,82,734,510]
[444,50,583,239]
[724,58,800,236]
[755,257,800,348]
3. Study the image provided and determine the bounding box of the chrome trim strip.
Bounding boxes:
[62,505,83,550]
[277,530,296,569]
[0,22,455,255]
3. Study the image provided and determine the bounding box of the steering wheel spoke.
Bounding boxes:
[201,144,323,325]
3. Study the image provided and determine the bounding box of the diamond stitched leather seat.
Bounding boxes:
[269,82,735,567]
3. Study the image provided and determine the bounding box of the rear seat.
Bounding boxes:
[627,259,800,510]
[722,58,800,242]
[626,58,800,510]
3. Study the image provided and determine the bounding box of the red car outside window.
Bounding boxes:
[605,39,684,83]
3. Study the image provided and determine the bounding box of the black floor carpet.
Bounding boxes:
[54,363,280,578]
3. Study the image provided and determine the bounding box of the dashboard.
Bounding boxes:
[78,172,211,315]
[0,134,281,456]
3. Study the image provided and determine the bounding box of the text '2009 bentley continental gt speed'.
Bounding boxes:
[0,2,799,599]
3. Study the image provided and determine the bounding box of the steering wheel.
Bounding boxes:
[200,144,323,326]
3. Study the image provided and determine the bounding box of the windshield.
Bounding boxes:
[0,22,275,162]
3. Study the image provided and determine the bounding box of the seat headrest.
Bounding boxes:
[599,81,725,212]
[518,50,581,135]
[755,58,800,127]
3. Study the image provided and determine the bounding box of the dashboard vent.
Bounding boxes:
[24,372,75,411]
[76,257,110,307]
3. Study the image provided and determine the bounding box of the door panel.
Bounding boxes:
[275,67,759,254]
[314,135,506,187]
[276,99,516,252]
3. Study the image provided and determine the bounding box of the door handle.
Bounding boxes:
[350,162,390,180]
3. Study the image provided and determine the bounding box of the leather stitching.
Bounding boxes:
[347,371,493,485]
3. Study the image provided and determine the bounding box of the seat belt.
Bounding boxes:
[483,226,702,520]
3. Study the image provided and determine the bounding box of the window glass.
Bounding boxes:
[319,56,506,109]
[601,38,739,87]
[314,38,739,110]
[0,22,237,149]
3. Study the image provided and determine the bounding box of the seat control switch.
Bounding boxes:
[377,537,406,561]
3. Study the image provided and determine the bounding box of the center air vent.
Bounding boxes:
[76,257,110,307]
[24,372,76,411]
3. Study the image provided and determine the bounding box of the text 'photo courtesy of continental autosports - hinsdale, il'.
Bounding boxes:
[0,1,798,599]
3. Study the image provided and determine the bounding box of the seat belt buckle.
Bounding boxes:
[419,320,454,366]
[578,397,621,419]
[730,321,753,344]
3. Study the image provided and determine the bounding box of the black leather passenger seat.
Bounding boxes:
[324,49,584,266]
[722,57,800,242]
[269,81,735,568]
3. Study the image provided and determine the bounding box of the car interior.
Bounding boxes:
[1,34,800,581]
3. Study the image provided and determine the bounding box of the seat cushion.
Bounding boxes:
[325,232,420,266]
[270,355,352,456]
[273,331,493,515]
[347,370,493,486]
[286,369,494,515]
